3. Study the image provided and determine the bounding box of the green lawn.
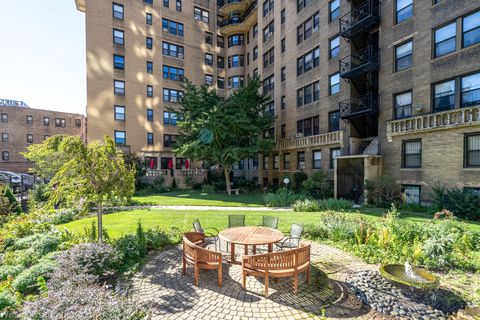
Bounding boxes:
[131,190,265,207]
[58,208,480,239]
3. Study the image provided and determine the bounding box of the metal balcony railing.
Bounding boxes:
[339,46,379,79]
[339,94,379,119]
[219,0,257,27]
[340,0,380,39]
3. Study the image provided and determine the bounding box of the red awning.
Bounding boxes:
[150,158,155,169]
[185,159,190,169]
[167,158,173,169]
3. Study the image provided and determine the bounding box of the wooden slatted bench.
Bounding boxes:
[241,244,311,297]
[182,232,223,287]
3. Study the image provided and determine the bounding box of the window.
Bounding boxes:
[2,152,9,161]
[281,96,286,110]
[205,32,213,45]
[145,157,158,169]
[147,85,153,97]
[113,3,124,19]
[297,0,313,13]
[75,119,82,127]
[281,38,286,53]
[330,148,341,169]
[263,21,274,42]
[205,74,214,86]
[461,72,480,107]
[1,114,7,123]
[160,157,172,169]
[147,133,154,145]
[113,54,125,69]
[176,158,187,169]
[146,12,152,25]
[147,61,153,74]
[228,55,244,68]
[253,46,258,60]
[395,40,413,71]
[194,7,209,23]
[396,0,413,24]
[313,150,322,169]
[402,140,422,168]
[218,77,225,89]
[44,117,50,126]
[297,47,320,76]
[114,80,125,95]
[394,91,413,119]
[281,124,286,138]
[162,42,184,58]
[205,53,214,66]
[329,0,340,22]
[146,37,153,49]
[329,36,340,58]
[297,12,320,44]
[114,131,126,145]
[263,155,269,170]
[217,56,225,69]
[262,0,274,17]
[263,48,274,68]
[162,18,184,36]
[297,152,305,169]
[164,134,177,148]
[114,106,125,120]
[27,134,33,143]
[263,75,274,94]
[297,81,320,107]
[253,24,258,38]
[297,116,319,137]
[229,76,244,89]
[1,133,8,142]
[463,10,480,48]
[176,0,182,11]
[147,109,153,121]
[266,101,275,116]
[283,153,291,169]
[434,22,456,58]
[55,118,66,127]
[433,79,455,111]
[329,73,340,95]
[163,88,184,102]
[163,65,184,81]
[281,67,286,82]
[163,112,177,125]
[113,29,124,45]
[144,0,153,4]
[329,111,340,131]
[217,35,224,48]
[26,115,33,124]
[465,134,480,167]
[403,185,421,204]
[273,155,279,170]
[228,34,244,47]
[281,9,286,24]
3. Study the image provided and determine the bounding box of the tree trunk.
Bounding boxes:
[97,202,103,242]
[224,166,232,195]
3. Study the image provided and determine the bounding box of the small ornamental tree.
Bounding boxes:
[24,136,135,242]
[175,77,275,194]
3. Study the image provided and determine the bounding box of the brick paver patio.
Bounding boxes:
[127,241,382,320]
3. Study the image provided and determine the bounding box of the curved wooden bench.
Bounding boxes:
[241,244,310,297]
[182,232,223,287]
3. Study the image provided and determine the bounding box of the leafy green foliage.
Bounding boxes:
[0,197,12,216]
[175,78,274,193]
[365,176,402,207]
[3,187,22,214]
[301,171,333,199]
[11,258,56,293]
[293,198,353,212]
[264,188,310,207]
[293,172,308,191]
[431,185,480,220]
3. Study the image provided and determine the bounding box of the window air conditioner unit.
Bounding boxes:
[178,53,184,59]
[163,27,168,32]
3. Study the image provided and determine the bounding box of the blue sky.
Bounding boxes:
[0,1,86,115]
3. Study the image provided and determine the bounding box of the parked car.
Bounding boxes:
[0,171,21,184]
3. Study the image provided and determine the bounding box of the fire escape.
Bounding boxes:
[339,0,380,142]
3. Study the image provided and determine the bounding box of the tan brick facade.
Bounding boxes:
[0,104,86,173]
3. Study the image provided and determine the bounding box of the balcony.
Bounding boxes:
[386,105,480,142]
[219,1,257,35]
[339,46,379,79]
[340,0,380,39]
[340,94,378,120]
[218,0,255,16]
[276,131,343,151]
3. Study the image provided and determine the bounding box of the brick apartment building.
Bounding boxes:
[0,99,86,173]
[76,0,480,204]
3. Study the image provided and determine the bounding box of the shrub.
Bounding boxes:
[317,198,353,211]
[113,235,146,272]
[293,199,320,212]
[0,264,23,281]
[201,184,216,194]
[434,209,455,220]
[28,183,50,208]
[12,258,56,293]
[171,178,177,190]
[0,291,16,312]
[0,197,12,216]
[14,233,61,256]
[432,186,480,220]
[293,172,308,191]
[263,188,310,207]
[152,176,165,192]
[20,282,146,320]
[301,171,333,199]
[365,176,402,207]
[3,187,22,214]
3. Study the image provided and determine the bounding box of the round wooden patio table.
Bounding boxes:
[218,226,284,264]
